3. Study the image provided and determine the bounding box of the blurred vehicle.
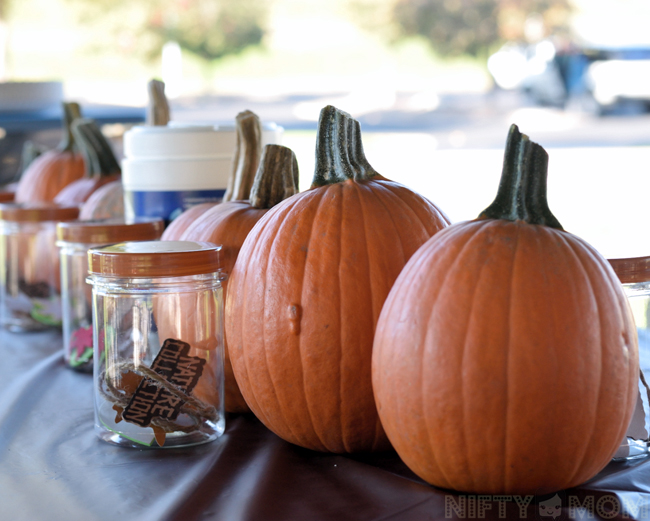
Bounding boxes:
[488,40,567,107]
[488,39,650,115]
[582,47,650,113]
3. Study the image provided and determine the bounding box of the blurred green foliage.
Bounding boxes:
[66,0,270,62]
[350,0,573,58]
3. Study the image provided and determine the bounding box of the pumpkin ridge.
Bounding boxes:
[423,222,490,489]
[343,180,385,452]
[559,231,636,484]
[353,181,382,346]
[504,221,523,491]
[457,220,518,492]
[363,181,413,274]
[234,208,282,427]
[539,228,596,487]
[227,242,260,416]
[339,182,348,452]
[253,201,314,444]
[291,188,335,451]
[559,232,611,485]
[353,182,401,450]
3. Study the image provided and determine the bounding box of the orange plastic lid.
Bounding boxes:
[0,191,14,202]
[608,256,650,285]
[88,240,222,278]
[0,202,79,222]
[57,218,165,245]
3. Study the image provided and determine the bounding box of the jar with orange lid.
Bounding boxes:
[0,203,79,332]
[609,255,650,460]
[57,218,165,372]
[87,240,225,449]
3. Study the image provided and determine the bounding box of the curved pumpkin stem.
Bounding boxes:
[71,119,122,178]
[250,144,299,209]
[223,110,262,202]
[146,79,170,126]
[58,102,82,153]
[479,124,563,230]
[311,105,378,188]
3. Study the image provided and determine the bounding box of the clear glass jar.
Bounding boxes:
[0,203,79,332]
[87,240,225,449]
[609,256,650,460]
[57,218,164,372]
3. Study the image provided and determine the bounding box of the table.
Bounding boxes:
[1,328,650,521]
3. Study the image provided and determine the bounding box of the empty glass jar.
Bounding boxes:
[0,203,79,332]
[57,218,164,372]
[87,240,225,449]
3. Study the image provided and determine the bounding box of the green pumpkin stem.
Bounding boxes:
[478,124,563,229]
[250,144,299,209]
[223,110,262,202]
[58,102,82,152]
[71,119,122,178]
[311,105,378,188]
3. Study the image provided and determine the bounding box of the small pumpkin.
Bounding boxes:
[14,103,85,202]
[371,124,639,495]
[79,180,124,221]
[161,110,263,240]
[53,119,121,205]
[166,144,299,413]
[226,106,450,452]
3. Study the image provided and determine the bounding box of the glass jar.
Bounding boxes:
[87,240,225,449]
[57,218,165,372]
[609,255,650,460]
[0,203,79,332]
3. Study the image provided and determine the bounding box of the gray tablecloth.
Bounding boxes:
[1,328,649,521]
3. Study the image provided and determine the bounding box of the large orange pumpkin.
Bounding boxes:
[170,144,299,413]
[53,119,121,205]
[372,124,639,495]
[161,110,263,240]
[14,103,85,202]
[225,106,450,452]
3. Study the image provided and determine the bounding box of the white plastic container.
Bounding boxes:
[122,123,283,223]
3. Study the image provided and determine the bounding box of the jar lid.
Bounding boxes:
[0,191,14,202]
[0,202,79,222]
[88,240,221,278]
[57,218,165,245]
[608,256,650,284]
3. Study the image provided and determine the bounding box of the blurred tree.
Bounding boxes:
[67,0,269,62]
[349,0,573,58]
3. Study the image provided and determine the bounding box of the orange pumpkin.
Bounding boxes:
[15,103,85,202]
[372,124,639,495]
[160,202,217,241]
[79,180,124,221]
[169,144,299,413]
[54,119,121,205]
[161,110,263,240]
[226,106,450,452]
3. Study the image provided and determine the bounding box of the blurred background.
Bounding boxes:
[1,0,649,257]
